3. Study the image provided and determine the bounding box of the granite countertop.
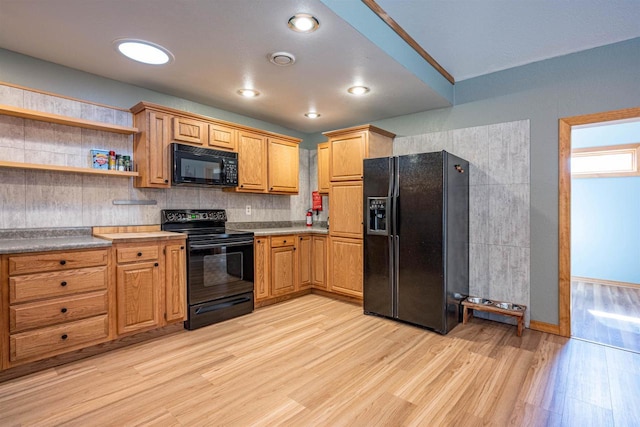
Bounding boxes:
[0,228,112,254]
[229,226,329,236]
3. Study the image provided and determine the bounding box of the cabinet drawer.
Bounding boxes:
[270,235,295,248]
[10,315,109,362]
[116,245,159,263]
[10,266,108,304]
[10,291,108,333]
[9,249,108,275]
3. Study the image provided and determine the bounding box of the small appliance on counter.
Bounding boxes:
[161,209,254,330]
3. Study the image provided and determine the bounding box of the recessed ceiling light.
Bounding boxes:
[269,52,296,66]
[237,89,260,98]
[305,112,321,119]
[113,38,173,65]
[348,86,370,95]
[288,13,320,33]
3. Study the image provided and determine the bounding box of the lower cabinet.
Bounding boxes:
[254,236,270,300]
[298,235,312,290]
[311,235,327,290]
[329,236,363,298]
[270,235,297,296]
[113,240,186,336]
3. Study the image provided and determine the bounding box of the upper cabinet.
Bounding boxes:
[324,125,395,181]
[131,102,300,193]
[317,142,330,195]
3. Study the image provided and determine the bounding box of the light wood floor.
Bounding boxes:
[0,294,639,426]
[572,279,640,353]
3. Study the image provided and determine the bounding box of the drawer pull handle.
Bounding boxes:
[61,308,68,313]
[181,246,184,250]
[283,240,287,243]
[60,260,66,265]
[137,252,142,257]
[164,179,169,184]
[61,334,68,340]
[154,262,159,267]
[61,281,68,287]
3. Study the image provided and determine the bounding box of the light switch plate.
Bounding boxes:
[245,205,251,215]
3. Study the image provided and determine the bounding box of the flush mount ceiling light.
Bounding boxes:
[348,86,370,95]
[268,52,296,66]
[305,112,321,119]
[288,13,320,33]
[237,89,260,98]
[113,38,173,65]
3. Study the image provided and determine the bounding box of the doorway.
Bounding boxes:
[558,107,640,352]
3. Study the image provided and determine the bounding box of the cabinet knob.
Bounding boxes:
[180,246,184,250]
[270,187,273,191]
[154,262,159,267]
[61,334,68,340]
[293,247,296,251]
[60,260,66,265]
[240,184,244,188]
[283,240,287,243]
[137,252,142,257]
[164,179,169,183]
[61,281,68,287]
[61,308,68,313]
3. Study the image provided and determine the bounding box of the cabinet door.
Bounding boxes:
[329,237,363,298]
[236,131,267,192]
[271,246,296,296]
[173,117,206,145]
[209,123,237,151]
[298,235,311,290]
[164,243,186,323]
[147,111,171,187]
[311,236,327,289]
[329,131,367,181]
[254,237,270,300]
[116,261,162,335]
[317,142,330,195]
[268,138,299,194]
[329,181,363,239]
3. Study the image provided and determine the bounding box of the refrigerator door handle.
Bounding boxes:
[393,234,399,318]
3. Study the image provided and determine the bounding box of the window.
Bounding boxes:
[571,143,640,178]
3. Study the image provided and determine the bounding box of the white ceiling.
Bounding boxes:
[0,0,638,134]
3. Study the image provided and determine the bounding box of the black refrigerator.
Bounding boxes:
[363,151,469,334]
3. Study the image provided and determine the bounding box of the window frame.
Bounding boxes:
[571,143,640,178]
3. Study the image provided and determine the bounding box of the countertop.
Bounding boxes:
[93,231,186,243]
[230,226,329,237]
[0,235,112,254]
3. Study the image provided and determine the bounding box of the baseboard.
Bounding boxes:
[529,320,561,335]
[571,276,640,289]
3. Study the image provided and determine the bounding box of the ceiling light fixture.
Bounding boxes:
[237,89,260,98]
[288,13,320,33]
[269,52,296,66]
[113,39,173,65]
[348,86,370,95]
[305,112,321,119]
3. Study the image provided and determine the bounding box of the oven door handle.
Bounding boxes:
[189,240,253,250]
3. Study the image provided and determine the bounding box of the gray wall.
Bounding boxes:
[371,37,640,325]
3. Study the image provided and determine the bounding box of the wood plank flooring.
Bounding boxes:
[571,279,640,353]
[0,294,639,426]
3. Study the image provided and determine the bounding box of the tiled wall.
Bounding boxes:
[0,84,317,228]
[394,120,531,326]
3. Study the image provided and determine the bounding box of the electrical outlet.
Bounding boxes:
[245,205,251,215]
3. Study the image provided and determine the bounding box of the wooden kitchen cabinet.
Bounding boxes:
[235,130,268,192]
[317,142,330,195]
[329,181,364,239]
[254,237,271,301]
[164,243,187,323]
[115,244,163,335]
[209,122,237,151]
[173,116,207,145]
[270,235,297,296]
[3,248,112,367]
[311,235,327,290]
[298,235,312,290]
[324,125,395,182]
[268,137,299,194]
[132,106,172,188]
[328,236,364,298]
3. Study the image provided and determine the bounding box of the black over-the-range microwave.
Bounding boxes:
[172,143,238,187]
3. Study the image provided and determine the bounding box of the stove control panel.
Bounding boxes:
[161,209,227,223]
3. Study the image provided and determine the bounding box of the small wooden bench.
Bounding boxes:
[462,297,527,336]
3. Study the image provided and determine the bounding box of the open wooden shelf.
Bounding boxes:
[0,104,139,135]
[0,160,139,177]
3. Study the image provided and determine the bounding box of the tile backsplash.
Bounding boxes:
[0,84,319,228]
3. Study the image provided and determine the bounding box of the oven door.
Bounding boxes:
[187,237,254,305]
